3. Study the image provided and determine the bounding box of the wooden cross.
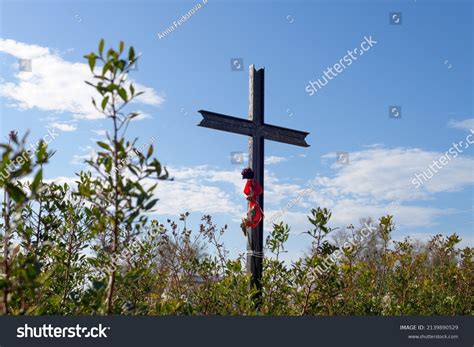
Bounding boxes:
[198,65,310,296]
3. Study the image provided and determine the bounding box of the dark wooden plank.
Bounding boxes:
[198,110,254,136]
[198,110,310,147]
[260,124,310,147]
[247,65,264,300]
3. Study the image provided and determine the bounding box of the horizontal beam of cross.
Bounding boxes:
[197,110,254,136]
[198,110,310,147]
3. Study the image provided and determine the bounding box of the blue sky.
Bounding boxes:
[0,0,472,261]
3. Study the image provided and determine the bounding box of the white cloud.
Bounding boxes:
[153,179,242,216]
[264,210,308,233]
[0,39,165,120]
[130,111,152,122]
[43,176,78,187]
[43,167,244,218]
[266,195,450,230]
[163,146,473,230]
[168,165,307,209]
[264,146,473,232]
[448,118,474,131]
[50,122,77,132]
[0,39,49,59]
[314,198,451,228]
[264,155,288,165]
[264,171,305,206]
[318,147,474,202]
[91,129,107,136]
[70,146,96,165]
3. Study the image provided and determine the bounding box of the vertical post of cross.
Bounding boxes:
[247,65,264,302]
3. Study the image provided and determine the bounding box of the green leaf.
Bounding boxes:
[153,159,162,175]
[129,83,135,96]
[147,144,153,159]
[31,169,42,192]
[105,157,112,173]
[88,54,96,72]
[98,39,105,57]
[117,60,126,71]
[128,47,135,62]
[106,84,118,92]
[119,41,124,54]
[101,96,109,110]
[7,184,27,203]
[102,61,110,76]
[97,141,111,151]
[118,88,128,102]
[145,199,158,210]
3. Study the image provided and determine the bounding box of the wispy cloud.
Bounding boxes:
[50,122,77,132]
[265,155,288,165]
[91,129,107,136]
[448,118,474,132]
[130,111,152,121]
[70,146,96,165]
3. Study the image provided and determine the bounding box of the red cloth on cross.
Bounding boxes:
[243,179,263,228]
